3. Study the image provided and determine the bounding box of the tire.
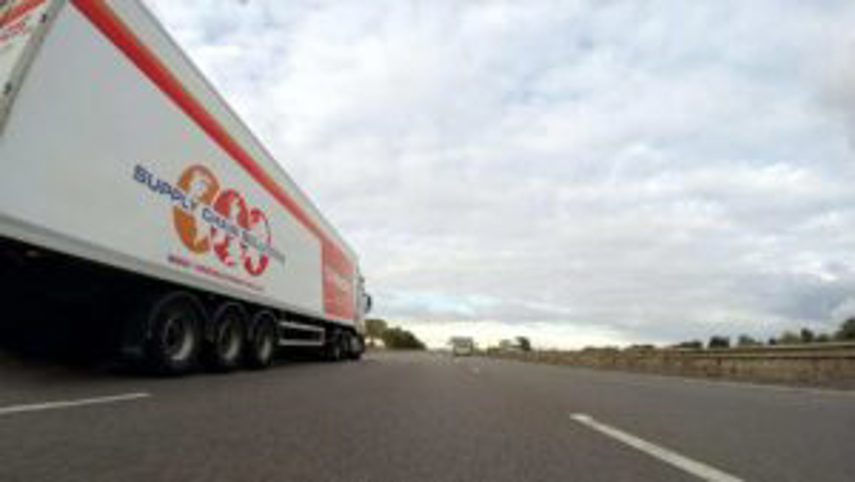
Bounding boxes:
[349,334,364,361]
[245,312,276,370]
[325,331,344,362]
[144,292,204,376]
[203,303,247,372]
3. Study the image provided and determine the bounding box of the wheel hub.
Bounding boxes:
[162,315,194,362]
[217,319,241,361]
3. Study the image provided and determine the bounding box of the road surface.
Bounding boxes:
[0,351,853,482]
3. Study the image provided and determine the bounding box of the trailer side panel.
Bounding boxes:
[0,0,357,325]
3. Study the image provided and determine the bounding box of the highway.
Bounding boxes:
[0,351,853,482]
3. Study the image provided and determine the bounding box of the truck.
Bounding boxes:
[449,337,475,357]
[0,0,372,374]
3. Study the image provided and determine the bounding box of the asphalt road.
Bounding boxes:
[0,351,853,482]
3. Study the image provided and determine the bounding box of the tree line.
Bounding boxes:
[675,318,855,350]
[364,319,426,350]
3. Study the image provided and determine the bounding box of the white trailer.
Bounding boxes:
[0,0,371,373]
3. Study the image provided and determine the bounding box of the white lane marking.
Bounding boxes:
[0,392,151,417]
[471,367,481,375]
[570,413,743,482]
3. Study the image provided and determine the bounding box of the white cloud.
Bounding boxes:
[144,0,855,348]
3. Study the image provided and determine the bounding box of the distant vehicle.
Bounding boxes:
[498,339,522,353]
[449,337,475,356]
[0,0,371,374]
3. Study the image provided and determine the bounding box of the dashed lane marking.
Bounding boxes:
[570,413,743,482]
[0,393,151,417]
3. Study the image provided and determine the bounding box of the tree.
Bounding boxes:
[365,318,387,347]
[707,336,730,349]
[381,327,426,350]
[800,328,815,344]
[516,336,532,352]
[674,340,703,349]
[778,331,800,345]
[737,335,760,347]
[626,344,655,351]
[837,318,855,341]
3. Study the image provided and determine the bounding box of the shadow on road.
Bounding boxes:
[0,309,343,381]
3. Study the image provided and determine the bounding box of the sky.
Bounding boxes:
[144,0,855,349]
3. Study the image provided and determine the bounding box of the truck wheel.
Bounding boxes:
[203,303,246,372]
[245,312,276,369]
[144,292,204,376]
[349,334,364,361]
[325,331,344,362]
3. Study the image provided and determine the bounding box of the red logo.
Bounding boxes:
[172,165,273,277]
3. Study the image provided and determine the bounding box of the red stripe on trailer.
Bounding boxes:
[71,0,355,322]
[0,0,47,29]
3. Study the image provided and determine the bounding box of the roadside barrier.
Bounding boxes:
[488,343,855,387]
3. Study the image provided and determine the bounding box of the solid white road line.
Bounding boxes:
[0,392,151,417]
[570,413,743,482]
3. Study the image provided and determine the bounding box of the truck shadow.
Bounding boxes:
[0,343,338,381]
[0,281,337,380]
[0,306,119,370]
[0,316,337,380]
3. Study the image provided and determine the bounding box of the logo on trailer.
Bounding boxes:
[173,165,219,253]
[135,164,284,278]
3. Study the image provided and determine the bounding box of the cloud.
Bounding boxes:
[144,0,855,348]
[823,34,855,146]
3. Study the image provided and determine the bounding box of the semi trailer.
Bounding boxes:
[0,0,371,374]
